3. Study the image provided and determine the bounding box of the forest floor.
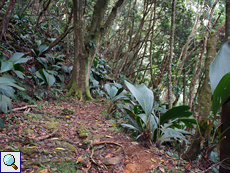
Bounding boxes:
[0,98,211,173]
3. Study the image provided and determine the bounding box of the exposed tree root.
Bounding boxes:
[64,82,93,100]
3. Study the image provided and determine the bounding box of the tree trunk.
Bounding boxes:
[188,0,219,108]
[182,23,224,161]
[220,101,230,172]
[168,0,176,109]
[66,0,126,100]
[65,0,92,100]
[219,1,230,172]
[0,0,16,41]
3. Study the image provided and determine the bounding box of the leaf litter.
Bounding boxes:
[0,98,214,172]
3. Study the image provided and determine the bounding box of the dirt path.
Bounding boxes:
[0,98,197,173]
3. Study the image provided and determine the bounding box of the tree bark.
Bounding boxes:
[188,0,219,108]
[182,23,224,161]
[220,0,230,172]
[0,0,16,41]
[66,0,126,100]
[168,0,176,109]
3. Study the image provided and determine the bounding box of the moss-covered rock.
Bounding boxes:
[55,141,77,152]
[25,129,35,134]
[92,134,104,141]
[20,147,39,156]
[43,122,60,130]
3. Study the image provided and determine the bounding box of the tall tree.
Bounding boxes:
[182,23,224,161]
[220,1,230,172]
[65,0,126,100]
[168,0,176,109]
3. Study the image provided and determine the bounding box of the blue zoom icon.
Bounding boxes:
[3,154,18,170]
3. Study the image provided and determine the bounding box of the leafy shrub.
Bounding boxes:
[0,53,29,113]
[121,80,194,145]
[103,83,129,119]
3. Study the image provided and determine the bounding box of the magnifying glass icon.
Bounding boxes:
[3,154,18,170]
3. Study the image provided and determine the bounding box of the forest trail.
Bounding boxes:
[0,98,198,173]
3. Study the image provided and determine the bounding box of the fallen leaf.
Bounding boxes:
[151,158,156,163]
[39,169,52,173]
[55,147,66,150]
[131,142,139,145]
[159,167,165,172]
[27,146,36,148]
[105,135,113,138]
[115,147,121,153]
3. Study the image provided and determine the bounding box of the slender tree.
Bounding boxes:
[168,0,176,109]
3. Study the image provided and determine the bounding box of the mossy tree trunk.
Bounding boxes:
[182,24,224,161]
[65,0,126,100]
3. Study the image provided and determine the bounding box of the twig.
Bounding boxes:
[24,108,31,113]
[30,129,58,141]
[63,137,78,145]
[202,158,230,172]
[12,105,37,112]
[90,147,108,170]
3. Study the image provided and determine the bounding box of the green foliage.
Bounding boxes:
[28,47,71,99]
[0,77,25,113]
[0,53,29,79]
[121,80,194,145]
[27,67,60,99]
[90,55,111,83]
[103,82,129,119]
[212,73,230,116]
[0,53,28,114]
[209,41,230,115]
[209,41,230,93]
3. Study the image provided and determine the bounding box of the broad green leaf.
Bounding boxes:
[36,69,46,81]
[32,49,39,57]
[93,58,98,67]
[38,45,49,56]
[104,84,118,99]
[0,94,12,113]
[0,77,15,84]
[209,41,230,93]
[43,69,55,87]
[121,124,140,132]
[212,73,230,115]
[137,113,147,125]
[0,85,15,98]
[179,118,196,128]
[112,95,129,103]
[159,105,192,125]
[14,57,29,64]
[0,61,13,73]
[9,52,24,62]
[125,80,154,116]
[13,70,25,79]
[0,55,7,62]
